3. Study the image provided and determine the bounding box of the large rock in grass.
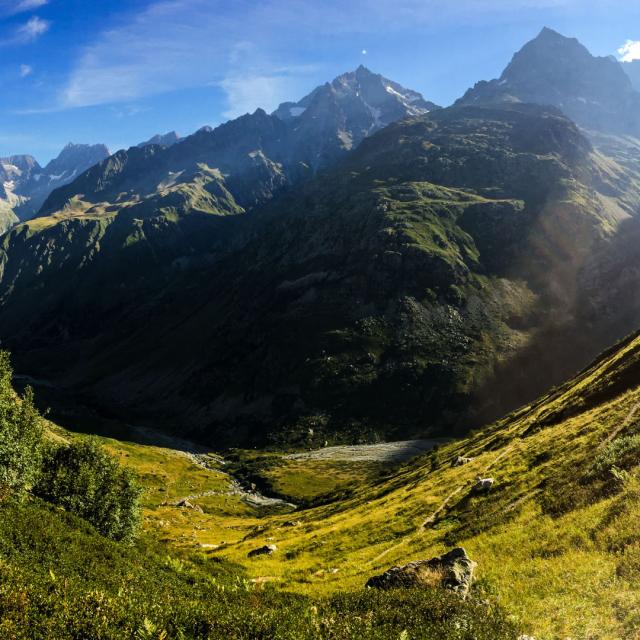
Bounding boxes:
[248,544,278,558]
[366,547,476,598]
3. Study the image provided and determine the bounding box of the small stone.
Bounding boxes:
[282,520,301,527]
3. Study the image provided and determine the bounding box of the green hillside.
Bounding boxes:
[0,357,517,639]
[5,323,640,638]
[119,327,640,638]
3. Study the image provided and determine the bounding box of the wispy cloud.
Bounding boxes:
[15,0,48,11]
[0,0,48,16]
[220,74,304,119]
[0,15,50,45]
[56,0,636,115]
[60,0,325,114]
[17,15,49,40]
[619,40,640,62]
[19,63,32,77]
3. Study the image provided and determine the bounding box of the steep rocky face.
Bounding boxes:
[0,155,40,184]
[0,156,37,231]
[623,60,640,91]
[1,103,637,447]
[459,28,640,137]
[0,144,110,223]
[43,143,110,182]
[272,65,439,170]
[40,67,438,219]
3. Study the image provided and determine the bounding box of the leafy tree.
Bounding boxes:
[34,439,142,541]
[0,351,43,499]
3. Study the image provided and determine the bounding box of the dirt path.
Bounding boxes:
[368,444,517,567]
[599,400,640,449]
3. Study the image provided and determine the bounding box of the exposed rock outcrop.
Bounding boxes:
[366,547,476,597]
[248,544,278,558]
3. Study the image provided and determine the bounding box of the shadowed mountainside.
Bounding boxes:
[1,103,639,446]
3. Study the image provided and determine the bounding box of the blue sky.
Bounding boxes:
[2,0,640,163]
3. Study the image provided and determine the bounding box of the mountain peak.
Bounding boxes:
[537,26,563,39]
[137,131,181,149]
[43,143,110,180]
[459,28,640,136]
[355,64,374,75]
[273,67,438,126]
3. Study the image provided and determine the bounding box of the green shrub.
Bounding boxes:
[591,434,640,479]
[0,351,43,498]
[34,439,142,541]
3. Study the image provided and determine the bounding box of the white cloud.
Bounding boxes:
[618,40,640,63]
[220,74,302,119]
[16,16,50,41]
[60,0,322,112]
[0,0,47,15]
[0,14,50,46]
[55,0,638,114]
[15,0,48,10]
[19,63,32,77]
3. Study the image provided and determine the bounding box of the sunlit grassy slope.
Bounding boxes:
[59,328,640,639]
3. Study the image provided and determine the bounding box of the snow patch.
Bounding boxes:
[384,84,407,100]
[289,106,306,117]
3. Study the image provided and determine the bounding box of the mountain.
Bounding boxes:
[0,143,110,223]
[272,65,439,170]
[137,131,181,148]
[2,102,638,446]
[458,27,640,137]
[39,66,438,218]
[623,59,640,91]
[0,155,38,231]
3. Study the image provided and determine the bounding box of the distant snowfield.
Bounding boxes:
[285,439,448,463]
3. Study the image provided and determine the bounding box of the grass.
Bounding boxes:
[225,449,385,505]
[15,330,640,638]
[0,497,518,639]
[80,330,640,639]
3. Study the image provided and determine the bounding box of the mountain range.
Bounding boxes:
[39,66,439,220]
[137,131,181,148]
[2,30,640,447]
[0,143,110,225]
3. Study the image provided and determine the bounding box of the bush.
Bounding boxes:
[34,439,142,541]
[0,351,43,498]
[591,434,640,479]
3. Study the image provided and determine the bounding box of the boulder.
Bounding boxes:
[365,547,476,598]
[248,544,278,558]
[176,499,203,512]
[475,476,494,492]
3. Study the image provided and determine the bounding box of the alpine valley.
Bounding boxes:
[3,25,640,640]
